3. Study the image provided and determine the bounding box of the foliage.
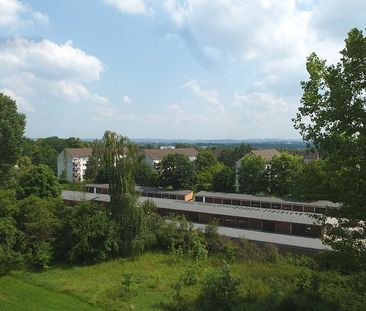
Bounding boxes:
[157,153,196,190]
[196,162,225,191]
[237,154,267,194]
[290,159,329,201]
[212,164,235,192]
[16,164,61,200]
[200,263,239,311]
[293,28,366,270]
[55,201,119,264]
[15,196,61,269]
[84,156,100,181]
[103,131,150,256]
[195,149,217,172]
[0,92,26,186]
[135,161,158,186]
[217,143,252,168]
[267,153,303,197]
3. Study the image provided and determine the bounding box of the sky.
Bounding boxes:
[0,0,365,139]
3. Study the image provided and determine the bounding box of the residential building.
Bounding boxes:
[141,147,198,168]
[57,148,92,182]
[292,151,320,163]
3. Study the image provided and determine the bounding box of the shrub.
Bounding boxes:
[200,263,239,311]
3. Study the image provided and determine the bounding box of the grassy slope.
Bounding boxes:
[1,252,303,310]
[0,276,101,311]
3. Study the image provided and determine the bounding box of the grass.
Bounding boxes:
[1,252,305,310]
[0,276,101,311]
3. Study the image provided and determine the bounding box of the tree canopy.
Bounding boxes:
[237,154,267,194]
[0,93,26,186]
[294,28,366,271]
[157,153,196,190]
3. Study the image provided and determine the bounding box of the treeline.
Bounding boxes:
[237,152,329,201]
[86,143,252,193]
[21,136,89,174]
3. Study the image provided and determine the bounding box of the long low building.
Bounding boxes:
[61,190,330,251]
[195,191,340,214]
[84,183,194,201]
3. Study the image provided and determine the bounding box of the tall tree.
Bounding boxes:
[267,153,303,197]
[157,153,196,190]
[103,131,147,255]
[294,28,366,271]
[0,93,26,186]
[237,154,267,194]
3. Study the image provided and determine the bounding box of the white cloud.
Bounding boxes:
[123,95,133,104]
[104,0,151,15]
[0,38,104,81]
[0,37,113,119]
[183,80,219,105]
[0,0,48,28]
[1,88,34,112]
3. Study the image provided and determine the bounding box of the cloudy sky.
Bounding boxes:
[0,0,365,139]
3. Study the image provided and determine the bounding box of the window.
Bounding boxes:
[223,216,235,227]
[251,201,260,208]
[199,213,211,224]
[241,200,250,206]
[213,198,223,204]
[282,204,292,211]
[223,199,231,205]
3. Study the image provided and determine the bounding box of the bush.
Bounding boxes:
[200,263,239,311]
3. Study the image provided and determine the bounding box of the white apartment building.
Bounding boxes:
[57,148,92,182]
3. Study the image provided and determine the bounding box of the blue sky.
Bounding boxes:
[0,0,365,139]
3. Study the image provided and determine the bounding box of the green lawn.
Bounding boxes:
[0,276,101,311]
[0,252,304,310]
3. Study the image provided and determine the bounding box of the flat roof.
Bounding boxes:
[84,184,193,196]
[62,190,110,202]
[195,191,340,208]
[192,223,329,251]
[147,197,320,225]
[62,191,322,225]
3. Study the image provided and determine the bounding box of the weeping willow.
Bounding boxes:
[103,131,151,256]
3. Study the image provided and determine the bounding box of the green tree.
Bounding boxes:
[103,131,150,255]
[15,196,61,269]
[135,161,158,186]
[17,164,61,199]
[55,201,119,264]
[237,154,267,194]
[196,162,226,191]
[294,28,366,271]
[157,153,196,190]
[84,155,100,181]
[195,149,218,172]
[0,93,26,186]
[218,143,251,168]
[267,153,303,197]
[212,165,235,192]
[290,159,329,201]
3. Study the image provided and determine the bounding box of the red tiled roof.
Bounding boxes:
[65,148,92,158]
[250,149,280,161]
[142,148,198,161]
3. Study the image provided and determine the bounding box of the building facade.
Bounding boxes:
[57,148,92,182]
